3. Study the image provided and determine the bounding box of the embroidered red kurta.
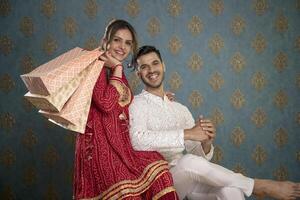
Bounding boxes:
[74,68,177,200]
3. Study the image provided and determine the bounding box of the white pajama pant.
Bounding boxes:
[169,154,254,200]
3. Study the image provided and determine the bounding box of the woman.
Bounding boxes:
[73,19,178,200]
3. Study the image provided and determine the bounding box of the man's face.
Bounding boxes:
[136,52,165,89]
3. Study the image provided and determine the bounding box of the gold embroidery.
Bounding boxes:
[20,16,34,37]
[275,12,288,33]
[188,16,203,36]
[110,80,131,107]
[230,52,246,73]
[253,0,268,16]
[274,90,288,110]
[209,0,224,16]
[84,0,98,19]
[231,15,246,36]
[273,51,288,72]
[274,127,288,148]
[231,89,245,110]
[212,146,223,164]
[41,0,56,18]
[168,72,182,92]
[231,126,246,147]
[251,33,266,53]
[251,107,267,128]
[188,90,203,108]
[187,53,203,72]
[0,73,15,94]
[125,0,140,17]
[210,107,224,127]
[273,165,288,181]
[168,35,182,55]
[0,35,13,55]
[22,128,38,150]
[168,0,182,17]
[252,145,267,165]
[64,17,78,38]
[209,71,224,92]
[147,17,160,37]
[209,34,224,55]
[153,187,176,200]
[42,34,57,55]
[251,71,266,91]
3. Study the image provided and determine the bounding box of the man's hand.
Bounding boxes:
[196,116,216,146]
[184,125,210,142]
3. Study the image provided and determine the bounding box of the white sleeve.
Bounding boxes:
[182,106,214,161]
[129,98,185,152]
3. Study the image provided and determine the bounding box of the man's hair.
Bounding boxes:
[131,45,162,70]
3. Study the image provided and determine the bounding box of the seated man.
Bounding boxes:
[129,45,300,200]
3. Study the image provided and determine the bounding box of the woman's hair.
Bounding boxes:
[101,19,138,55]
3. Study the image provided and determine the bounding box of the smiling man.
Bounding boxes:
[129,45,300,200]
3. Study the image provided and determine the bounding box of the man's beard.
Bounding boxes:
[140,73,164,89]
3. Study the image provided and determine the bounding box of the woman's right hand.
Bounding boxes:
[99,51,121,69]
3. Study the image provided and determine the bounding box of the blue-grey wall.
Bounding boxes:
[0,0,299,199]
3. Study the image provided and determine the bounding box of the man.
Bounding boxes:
[129,45,300,200]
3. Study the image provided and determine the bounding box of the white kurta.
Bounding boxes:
[129,90,254,200]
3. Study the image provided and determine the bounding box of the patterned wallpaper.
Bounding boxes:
[0,0,299,199]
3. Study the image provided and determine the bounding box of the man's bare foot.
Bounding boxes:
[253,179,300,200]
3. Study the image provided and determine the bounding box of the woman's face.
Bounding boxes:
[107,28,133,62]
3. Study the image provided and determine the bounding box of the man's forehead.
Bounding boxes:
[137,52,159,64]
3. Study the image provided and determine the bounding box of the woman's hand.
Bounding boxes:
[99,51,121,69]
[165,91,175,101]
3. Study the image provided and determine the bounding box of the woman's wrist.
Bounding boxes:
[112,63,123,70]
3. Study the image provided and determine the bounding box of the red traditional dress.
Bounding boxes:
[74,67,178,200]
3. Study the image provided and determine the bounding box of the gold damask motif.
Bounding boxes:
[297,112,300,125]
[275,12,288,33]
[230,52,246,73]
[0,73,15,94]
[147,17,160,37]
[20,55,35,74]
[0,112,15,131]
[251,107,267,128]
[0,185,15,200]
[297,0,300,10]
[231,89,245,109]
[209,34,224,55]
[188,16,203,36]
[168,0,182,17]
[211,146,223,164]
[273,51,288,72]
[274,127,288,148]
[295,36,300,52]
[273,166,288,181]
[128,73,141,94]
[168,72,182,91]
[209,0,224,16]
[253,0,268,16]
[0,148,15,167]
[188,90,203,108]
[0,0,11,17]
[84,36,98,50]
[22,128,38,150]
[231,16,246,36]
[251,71,266,91]
[209,71,224,92]
[232,163,247,176]
[251,33,266,54]
[274,90,288,110]
[187,53,203,72]
[84,0,98,19]
[0,35,13,55]
[19,16,34,37]
[297,151,300,161]
[41,0,56,18]
[64,17,78,38]
[168,35,182,55]
[210,107,224,127]
[43,146,59,167]
[45,184,59,200]
[231,126,246,147]
[42,35,57,55]
[23,166,37,186]
[252,145,267,165]
[297,74,300,88]
[125,0,140,17]
[22,98,35,112]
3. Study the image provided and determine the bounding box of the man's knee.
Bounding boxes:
[177,154,211,174]
[216,187,245,200]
